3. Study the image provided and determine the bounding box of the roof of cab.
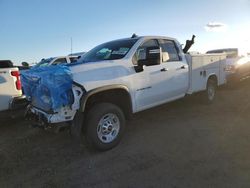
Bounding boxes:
[108,35,178,43]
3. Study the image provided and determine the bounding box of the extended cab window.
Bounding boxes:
[133,39,159,65]
[81,39,138,62]
[159,39,180,62]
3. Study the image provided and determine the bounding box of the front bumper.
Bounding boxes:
[28,105,77,124]
[25,105,73,131]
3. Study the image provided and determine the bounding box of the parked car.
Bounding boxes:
[206,48,250,83]
[68,52,85,60]
[34,55,79,67]
[23,35,227,151]
[225,56,250,83]
[0,60,27,115]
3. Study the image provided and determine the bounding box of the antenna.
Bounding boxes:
[70,37,73,55]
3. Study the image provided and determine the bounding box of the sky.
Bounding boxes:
[0,0,250,65]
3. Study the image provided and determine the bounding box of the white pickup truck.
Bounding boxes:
[34,55,79,67]
[27,36,226,151]
[0,61,27,114]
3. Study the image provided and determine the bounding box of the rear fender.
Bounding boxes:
[206,74,218,86]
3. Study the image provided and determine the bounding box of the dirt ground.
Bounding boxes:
[1,80,250,188]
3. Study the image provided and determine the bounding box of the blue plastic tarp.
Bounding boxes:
[21,65,73,112]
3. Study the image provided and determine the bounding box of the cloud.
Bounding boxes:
[205,22,228,32]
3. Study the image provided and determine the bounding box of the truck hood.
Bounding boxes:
[69,59,132,91]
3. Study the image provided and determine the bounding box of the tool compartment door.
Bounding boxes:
[188,54,226,94]
[188,55,207,93]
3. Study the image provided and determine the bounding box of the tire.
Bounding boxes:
[85,103,126,151]
[203,78,216,104]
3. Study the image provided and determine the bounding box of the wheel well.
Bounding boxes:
[84,89,132,119]
[208,75,218,86]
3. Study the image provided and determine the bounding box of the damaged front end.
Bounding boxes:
[21,65,84,129]
[26,85,84,123]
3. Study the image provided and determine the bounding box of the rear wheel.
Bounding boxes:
[85,103,125,151]
[203,78,216,104]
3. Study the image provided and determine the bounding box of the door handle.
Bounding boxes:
[160,68,168,72]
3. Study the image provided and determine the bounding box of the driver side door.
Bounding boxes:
[133,39,178,111]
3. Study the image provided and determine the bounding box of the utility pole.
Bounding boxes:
[70,37,73,55]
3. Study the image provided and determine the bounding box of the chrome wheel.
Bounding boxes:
[97,113,120,144]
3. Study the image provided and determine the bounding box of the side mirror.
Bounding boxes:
[144,46,161,66]
[134,46,161,73]
[137,46,160,65]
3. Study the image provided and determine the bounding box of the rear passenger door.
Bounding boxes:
[158,39,189,96]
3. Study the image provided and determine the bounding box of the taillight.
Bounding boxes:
[11,70,22,90]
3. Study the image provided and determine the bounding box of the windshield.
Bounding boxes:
[80,38,138,63]
[35,58,54,67]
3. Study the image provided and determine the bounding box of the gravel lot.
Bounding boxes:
[1,80,250,188]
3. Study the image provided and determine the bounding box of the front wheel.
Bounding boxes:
[85,103,125,151]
